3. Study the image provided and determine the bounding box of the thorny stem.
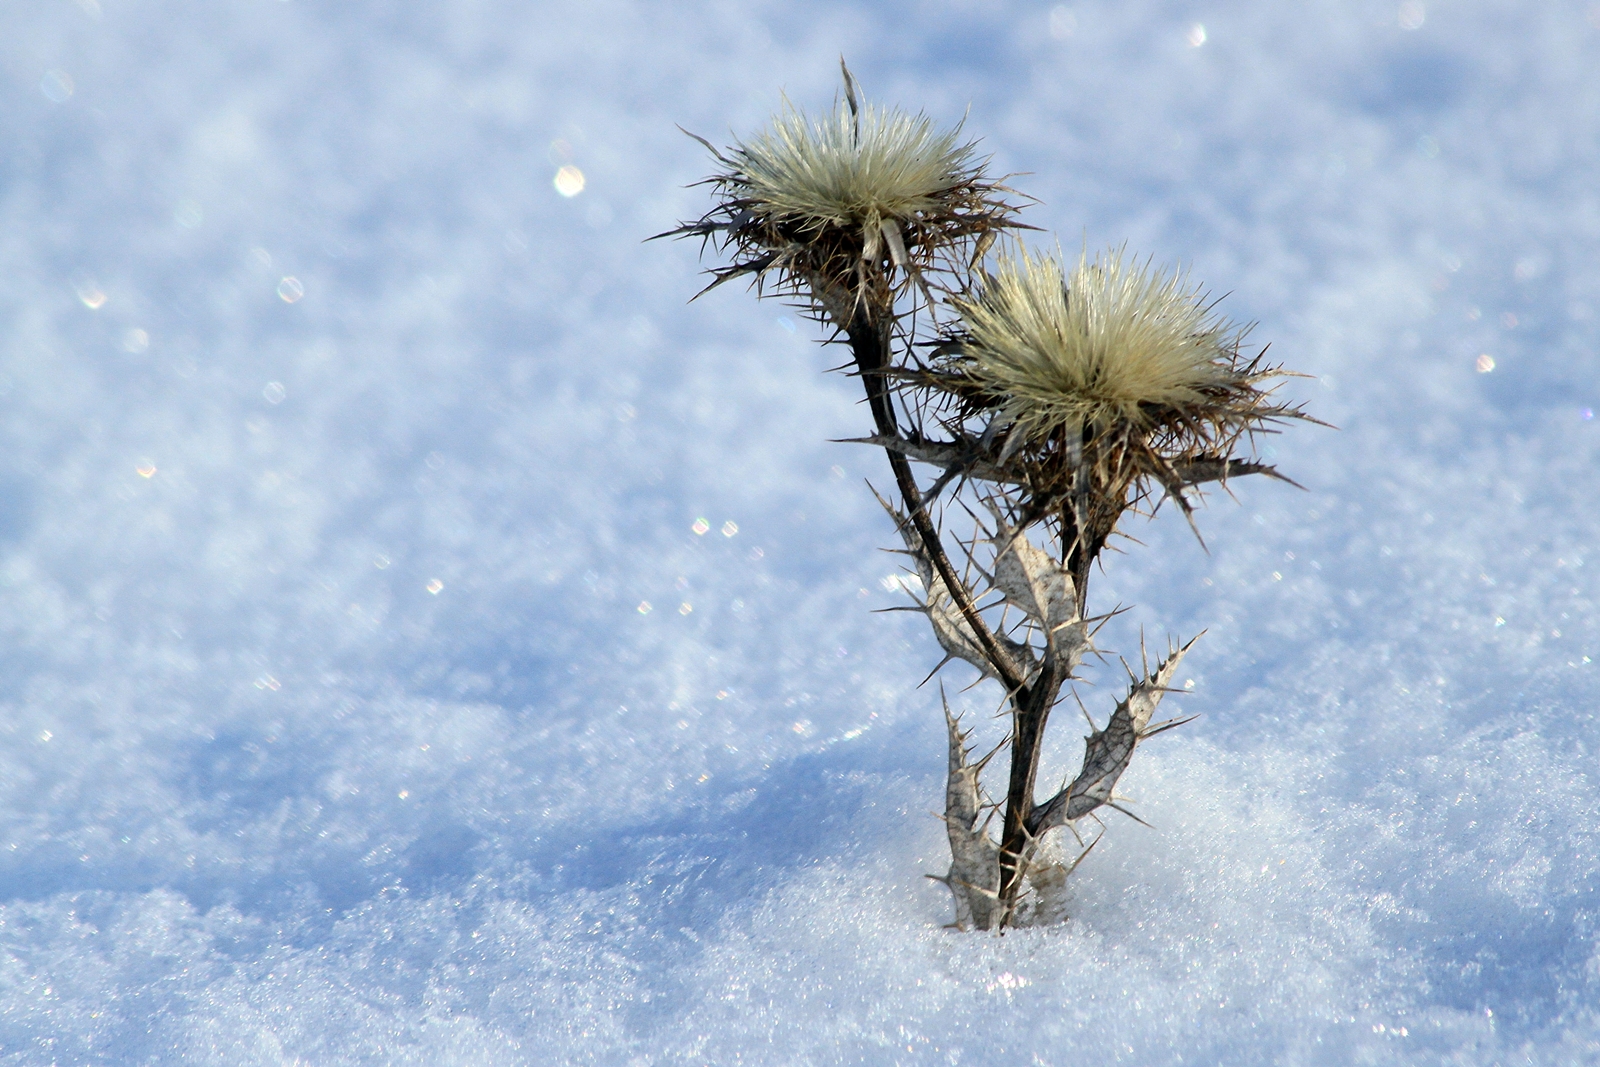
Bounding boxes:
[845,305,1063,928]
[844,312,1027,697]
[997,648,1066,925]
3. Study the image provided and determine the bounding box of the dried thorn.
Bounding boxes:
[867,483,904,521]
[1139,714,1199,740]
[687,256,778,300]
[1062,833,1103,876]
[949,877,1002,901]
[644,223,698,243]
[1105,801,1153,827]
[975,736,1008,773]
[675,119,736,160]
[1086,603,1131,627]
[978,806,1000,838]
[923,464,962,504]
[918,654,959,688]
[971,228,997,269]
[1265,468,1309,491]
[1073,688,1097,731]
[960,675,991,696]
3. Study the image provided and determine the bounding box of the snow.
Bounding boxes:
[3,0,1600,1062]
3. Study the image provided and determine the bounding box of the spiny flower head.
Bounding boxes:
[662,67,1024,324]
[951,245,1248,443]
[735,97,979,235]
[917,244,1309,559]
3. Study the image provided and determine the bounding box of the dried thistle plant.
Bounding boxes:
[662,66,1316,931]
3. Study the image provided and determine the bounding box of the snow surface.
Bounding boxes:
[3,0,1600,1063]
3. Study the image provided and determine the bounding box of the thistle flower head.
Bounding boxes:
[735,98,979,235]
[662,67,1025,325]
[952,245,1246,442]
[915,244,1310,557]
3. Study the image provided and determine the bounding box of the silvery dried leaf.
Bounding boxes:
[925,578,993,676]
[883,494,1014,680]
[936,705,1001,931]
[990,518,1089,668]
[840,434,1022,486]
[998,633,1039,682]
[1032,635,1196,832]
[880,217,910,270]
[862,219,882,265]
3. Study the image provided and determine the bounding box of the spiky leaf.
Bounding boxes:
[937,705,1001,930]
[1032,635,1196,832]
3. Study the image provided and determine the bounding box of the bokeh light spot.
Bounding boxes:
[554,165,586,197]
[40,70,74,103]
[1476,355,1495,373]
[1186,23,1207,46]
[691,518,710,535]
[277,276,305,303]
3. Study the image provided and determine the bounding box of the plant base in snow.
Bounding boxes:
[933,640,1194,931]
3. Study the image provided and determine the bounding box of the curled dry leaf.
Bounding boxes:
[934,703,1002,930]
[1031,635,1197,833]
[989,514,1089,666]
